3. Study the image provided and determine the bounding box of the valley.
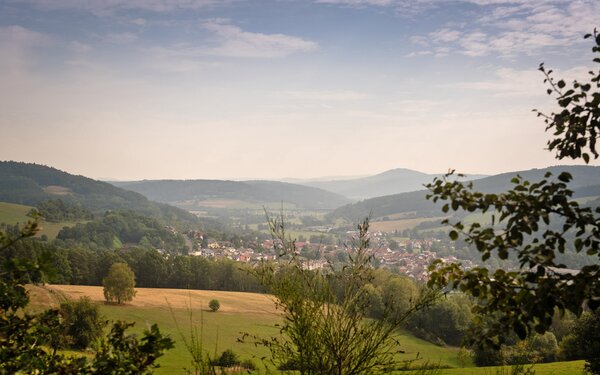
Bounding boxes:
[1,161,598,374]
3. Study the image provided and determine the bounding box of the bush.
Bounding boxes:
[213,349,239,368]
[558,334,579,360]
[250,216,438,374]
[59,296,106,349]
[208,299,220,312]
[571,310,600,374]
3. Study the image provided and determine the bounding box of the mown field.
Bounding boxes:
[370,216,447,233]
[28,285,586,375]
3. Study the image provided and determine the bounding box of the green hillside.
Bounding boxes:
[0,161,200,227]
[0,201,82,240]
[28,285,468,373]
[305,168,487,200]
[329,165,600,222]
[0,201,32,224]
[26,285,586,375]
[111,179,351,210]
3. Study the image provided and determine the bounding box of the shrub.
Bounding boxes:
[59,296,106,349]
[213,349,239,368]
[208,299,220,312]
[249,216,438,374]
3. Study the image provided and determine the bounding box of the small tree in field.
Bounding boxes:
[103,263,136,304]
[208,299,220,312]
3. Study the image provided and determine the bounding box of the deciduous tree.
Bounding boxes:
[103,262,136,304]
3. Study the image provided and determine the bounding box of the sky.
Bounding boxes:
[1,0,599,180]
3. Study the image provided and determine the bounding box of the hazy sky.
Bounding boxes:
[1,0,599,180]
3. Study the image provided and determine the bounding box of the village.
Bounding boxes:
[186,229,476,281]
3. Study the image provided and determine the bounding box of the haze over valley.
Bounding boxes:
[2,1,600,373]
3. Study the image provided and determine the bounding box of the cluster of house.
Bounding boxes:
[186,230,475,281]
[372,248,476,281]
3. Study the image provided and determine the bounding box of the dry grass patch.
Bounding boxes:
[42,185,73,195]
[37,285,278,315]
[370,217,446,233]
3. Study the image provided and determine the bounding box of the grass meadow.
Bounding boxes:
[369,216,447,233]
[0,201,32,224]
[0,201,81,239]
[28,285,586,375]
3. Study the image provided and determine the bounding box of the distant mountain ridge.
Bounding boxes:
[302,168,488,199]
[0,161,198,225]
[110,179,351,210]
[328,165,600,221]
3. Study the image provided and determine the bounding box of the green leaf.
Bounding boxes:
[583,153,590,163]
[557,172,572,182]
[514,321,527,340]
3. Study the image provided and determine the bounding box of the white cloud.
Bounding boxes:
[406,50,432,57]
[429,28,461,43]
[474,1,596,56]
[201,20,318,58]
[409,35,429,46]
[103,32,138,44]
[401,0,599,58]
[0,24,47,45]
[454,68,542,96]
[12,0,227,15]
[315,0,395,6]
[459,31,489,57]
[434,47,450,57]
[69,41,93,52]
[130,18,147,26]
[451,66,593,97]
[0,25,49,74]
[141,20,317,73]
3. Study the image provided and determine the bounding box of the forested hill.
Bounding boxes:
[303,168,488,199]
[111,179,351,210]
[0,161,199,226]
[328,165,600,221]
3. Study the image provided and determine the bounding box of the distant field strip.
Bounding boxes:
[370,216,447,233]
[43,185,73,195]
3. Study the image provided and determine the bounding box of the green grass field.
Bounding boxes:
[0,201,33,224]
[101,306,469,373]
[30,285,466,373]
[27,285,586,375]
[433,360,586,375]
[0,201,80,239]
[101,303,277,373]
[370,216,447,233]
